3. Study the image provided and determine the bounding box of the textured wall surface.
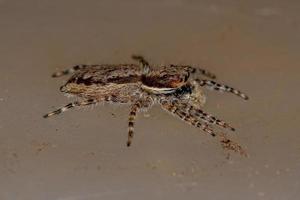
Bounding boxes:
[0,0,299,199]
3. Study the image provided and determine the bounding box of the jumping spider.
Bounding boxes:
[44,55,249,146]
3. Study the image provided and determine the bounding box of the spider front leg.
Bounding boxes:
[43,99,97,118]
[195,79,249,100]
[194,68,216,79]
[176,101,235,131]
[127,97,153,147]
[178,65,216,79]
[159,100,217,137]
[131,55,150,74]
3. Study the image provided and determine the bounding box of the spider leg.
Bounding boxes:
[177,65,216,79]
[160,100,217,137]
[131,55,150,74]
[51,64,88,77]
[180,103,236,131]
[127,97,153,147]
[43,99,97,118]
[196,79,249,100]
[127,102,139,147]
[194,68,216,79]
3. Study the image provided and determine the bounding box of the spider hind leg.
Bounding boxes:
[43,99,97,118]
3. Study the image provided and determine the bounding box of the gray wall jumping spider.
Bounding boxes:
[44,55,249,146]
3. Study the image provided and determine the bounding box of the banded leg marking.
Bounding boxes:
[160,100,217,137]
[170,99,235,131]
[127,101,142,147]
[43,99,97,118]
[196,79,249,100]
[169,65,216,79]
[127,97,154,147]
[189,66,217,79]
[186,105,235,131]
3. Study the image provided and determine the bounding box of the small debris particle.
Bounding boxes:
[219,133,248,157]
[31,140,50,154]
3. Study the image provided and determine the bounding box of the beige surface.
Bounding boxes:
[0,0,299,199]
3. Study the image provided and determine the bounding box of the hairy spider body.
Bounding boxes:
[44,55,248,146]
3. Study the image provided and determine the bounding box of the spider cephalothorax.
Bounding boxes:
[44,55,248,146]
[141,65,190,92]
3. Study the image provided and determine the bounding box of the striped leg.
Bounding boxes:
[159,100,217,137]
[51,64,88,77]
[196,79,249,100]
[127,97,154,147]
[43,99,97,118]
[131,55,150,74]
[171,64,216,79]
[168,65,216,79]
[180,66,216,79]
[177,102,235,131]
[127,102,140,147]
